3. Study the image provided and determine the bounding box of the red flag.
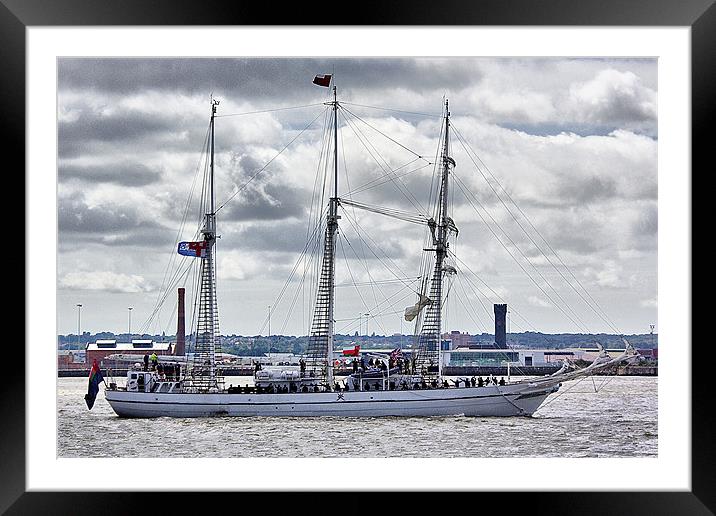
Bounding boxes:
[343,345,360,356]
[313,74,332,87]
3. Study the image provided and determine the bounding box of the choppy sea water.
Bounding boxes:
[57,375,657,458]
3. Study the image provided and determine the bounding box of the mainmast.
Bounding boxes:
[191,97,222,392]
[328,85,339,385]
[306,83,340,385]
[415,99,454,378]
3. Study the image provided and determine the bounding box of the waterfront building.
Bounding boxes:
[57,349,86,370]
[442,347,588,368]
[86,339,175,366]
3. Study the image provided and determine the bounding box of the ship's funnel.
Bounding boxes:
[494,303,507,349]
[176,287,186,356]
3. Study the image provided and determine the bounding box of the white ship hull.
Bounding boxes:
[104,382,560,418]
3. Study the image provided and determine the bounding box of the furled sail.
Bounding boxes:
[404,294,432,322]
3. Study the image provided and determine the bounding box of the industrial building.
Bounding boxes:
[85,339,177,365]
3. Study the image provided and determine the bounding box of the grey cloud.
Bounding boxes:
[58,58,482,99]
[59,223,176,250]
[633,204,657,236]
[220,220,315,253]
[220,185,308,222]
[537,216,601,254]
[626,203,657,252]
[219,154,310,222]
[59,192,147,233]
[60,110,172,142]
[59,161,163,186]
[543,231,599,255]
[58,108,202,158]
[59,192,172,248]
[217,215,410,264]
[556,175,618,205]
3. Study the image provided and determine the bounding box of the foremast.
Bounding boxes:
[306,85,339,385]
[415,100,455,379]
[190,97,223,392]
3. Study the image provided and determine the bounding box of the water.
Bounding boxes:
[58,375,657,458]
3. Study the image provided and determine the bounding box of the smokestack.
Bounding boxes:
[176,287,185,356]
[494,303,507,349]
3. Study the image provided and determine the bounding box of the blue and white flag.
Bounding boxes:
[178,241,207,258]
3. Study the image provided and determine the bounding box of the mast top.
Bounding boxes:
[206,96,219,233]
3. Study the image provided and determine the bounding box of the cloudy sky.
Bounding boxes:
[57,57,657,337]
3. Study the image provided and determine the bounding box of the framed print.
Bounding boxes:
[4,0,712,513]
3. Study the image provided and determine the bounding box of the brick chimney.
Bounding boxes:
[176,287,185,356]
[494,303,507,349]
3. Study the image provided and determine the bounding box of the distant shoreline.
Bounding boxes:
[58,364,657,378]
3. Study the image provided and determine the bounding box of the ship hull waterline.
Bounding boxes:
[104,382,560,418]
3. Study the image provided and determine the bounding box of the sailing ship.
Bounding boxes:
[104,75,639,418]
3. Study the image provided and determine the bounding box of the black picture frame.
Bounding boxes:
[4,0,710,513]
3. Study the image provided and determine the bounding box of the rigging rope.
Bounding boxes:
[532,375,592,414]
[141,121,211,334]
[336,231,421,333]
[339,198,429,225]
[340,101,442,119]
[451,123,621,335]
[344,159,433,197]
[447,249,537,332]
[257,211,326,336]
[214,102,326,118]
[338,113,383,319]
[337,235,389,336]
[215,107,328,214]
[339,109,429,216]
[451,173,591,333]
[339,206,421,292]
[340,104,433,163]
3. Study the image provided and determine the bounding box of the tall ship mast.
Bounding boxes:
[187,97,222,393]
[305,85,339,386]
[101,75,639,418]
[414,99,454,379]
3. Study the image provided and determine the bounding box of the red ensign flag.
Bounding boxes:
[313,74,332,87]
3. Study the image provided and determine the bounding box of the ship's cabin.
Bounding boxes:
[252,369,322,393]
[124,371,183,393]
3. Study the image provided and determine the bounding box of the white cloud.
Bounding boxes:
[567,68,657,128]
[218,251,265,281]
[59,271,155,293]
[527,295,551,308]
